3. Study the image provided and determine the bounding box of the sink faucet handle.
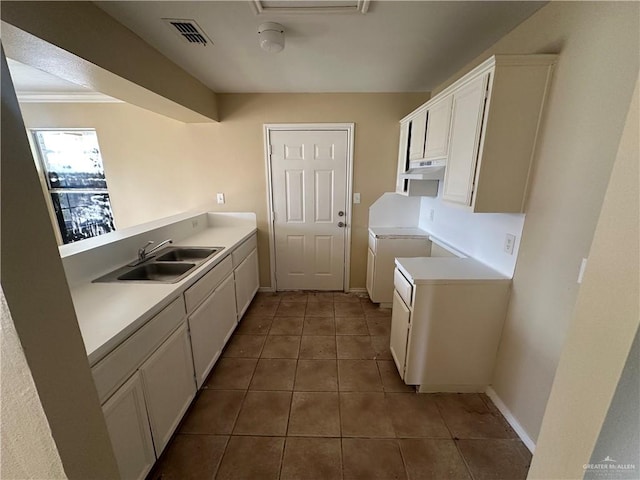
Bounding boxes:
[138,241,154,259]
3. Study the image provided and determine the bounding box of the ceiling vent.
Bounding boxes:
[163,19,211,46]
[251,0,370,15]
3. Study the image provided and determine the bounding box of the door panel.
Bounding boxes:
[424,95,453,160]
[285,170,304,222]
[189,273,237,388]
[102,372,155,480]
[140,323,196,456]
[234,248,260,319]
[390,290,411,381]
[270,129,348,290]
[314,170,334,222]
[442,74,489,206]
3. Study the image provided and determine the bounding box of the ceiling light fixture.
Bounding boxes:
[258,22,285,53]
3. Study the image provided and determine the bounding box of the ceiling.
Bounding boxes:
[95,1,546,93]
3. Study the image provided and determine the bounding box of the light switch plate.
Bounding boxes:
[353,193,361,204]
[216,193,225,204]
[504,234,516,255]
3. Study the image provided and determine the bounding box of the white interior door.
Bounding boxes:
[269,129,349,291]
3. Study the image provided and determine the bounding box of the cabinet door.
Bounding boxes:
[396,121,411,194]
[390,290,411,381]
[140,323,196,455]
[366,248,375,300]
[442,74,489,206]
[424,95,453,160]
[234,248,259,319]
[102,372,155,480]
[408,109,428,160]
[189,273,237,388]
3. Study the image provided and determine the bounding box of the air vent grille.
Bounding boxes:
[163,19,211,46]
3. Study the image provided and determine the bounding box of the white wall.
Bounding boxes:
[418,194,524,276]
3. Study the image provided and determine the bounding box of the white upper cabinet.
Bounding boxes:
[397,55,557,212]
[408,109,428,160]
[395,118,439,197]
[424,95,453,161]
[444,55,556,212]
[442,74,490,206]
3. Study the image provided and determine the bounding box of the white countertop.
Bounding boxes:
[72,225,256,366]
[368,227,430,239]
[395,257,510,285]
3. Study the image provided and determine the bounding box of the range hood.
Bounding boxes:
[400,160,446,180]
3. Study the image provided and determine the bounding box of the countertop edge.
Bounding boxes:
[394,257,511,284]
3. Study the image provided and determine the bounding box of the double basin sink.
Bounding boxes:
[94,246,224,284]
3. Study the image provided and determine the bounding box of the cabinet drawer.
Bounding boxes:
[368,233,377,253]
[184,256,233,313]
[232,234,257,268]
[394,268,413,307]
[92,296,186,404]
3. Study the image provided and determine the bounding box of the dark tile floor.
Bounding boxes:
[148,292,532,480]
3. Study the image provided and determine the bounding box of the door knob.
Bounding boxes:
[338,211,345,217]
[338,221,345,228]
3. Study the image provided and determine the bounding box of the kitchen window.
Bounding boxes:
[31,129,116,244]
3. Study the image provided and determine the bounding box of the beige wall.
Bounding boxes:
[19,92,429,288]
[529,77,639,479]
[1,52,119,479]
[432,2,639,443]
[1,289,66,479]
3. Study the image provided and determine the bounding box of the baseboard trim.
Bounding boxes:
[258,287,275,293]
[485,386,536,453]
[348,288,368,294]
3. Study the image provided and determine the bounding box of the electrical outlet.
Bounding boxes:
[216,193,225,204]
[429,209,435,222]
[504,234,516,255]
[353,193,361,204]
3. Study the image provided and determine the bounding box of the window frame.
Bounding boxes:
[29,128,116,245]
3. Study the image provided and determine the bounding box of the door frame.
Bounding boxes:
[264,123,355,292]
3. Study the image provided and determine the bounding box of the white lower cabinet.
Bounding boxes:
[390,265,511,392]
[234,248,259,319]
[366,234,430,304]
[139,322,196,455]
[96,232,261,476]
[189,273,237,388]
[102,372,155,480]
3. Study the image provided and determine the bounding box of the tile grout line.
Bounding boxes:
[210,434,230,480]
[432,395,477,480]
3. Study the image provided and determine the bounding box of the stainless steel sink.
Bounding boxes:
[117,262,196,282]
[155,247,222,263]
[93,246,224,284]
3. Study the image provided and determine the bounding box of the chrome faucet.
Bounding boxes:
[130,239,173,266]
